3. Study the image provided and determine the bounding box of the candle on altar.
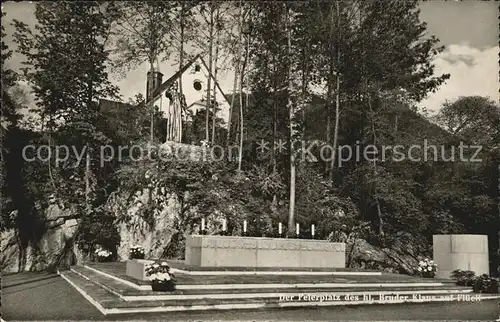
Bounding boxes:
[222,219,227,231]
[311,224,315,236]
[296,223,299,235]
[201,218,205,231]
[278,222,282,234]
[243,220,247,233]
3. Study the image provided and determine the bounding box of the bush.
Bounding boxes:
[76,207,120,258]
[472,274,499,293]
[450,269,476,286]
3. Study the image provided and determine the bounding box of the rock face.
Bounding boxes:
[1,204,82,273]
[112,185,224,261]
[347,238,419,274]
[1,229,20,273]
[115,188,180,260]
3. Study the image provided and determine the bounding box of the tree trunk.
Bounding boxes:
[177,6,186,143]
[211,8,220,145]
[238,31,250,172]
[286,6,296,233]
[325,4,335,176]
[227,61,239,150]
[272,55,278,174]
[149,62,155,143]
[328,0,341,181]
[205,5,214,143]
[237,2,244,172]
[85,151,90,213]
[368,96,384,236]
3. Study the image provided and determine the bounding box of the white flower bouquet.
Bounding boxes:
[129,245,145,259]
[417,258,438,278]
[94,247,113,262]
[145,261,176,292]
[200,139,210,148]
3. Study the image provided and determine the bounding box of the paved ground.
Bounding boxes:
[2,272,499,321]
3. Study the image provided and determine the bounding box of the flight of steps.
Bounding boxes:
[60,263,498,316]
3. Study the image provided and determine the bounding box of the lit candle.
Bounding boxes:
[243,220,247,233]
[278,222,282,234]
[296,223,299,235]
[311,224,315,236]
[222,219,227,231]
[201,218,205,231]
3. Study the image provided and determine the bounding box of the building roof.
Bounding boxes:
[144,54,230,107]
[99,98,134,113]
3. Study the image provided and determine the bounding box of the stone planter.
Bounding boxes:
[151,280,176,292]
[130,253,145,260]
[126,259,155,281]
[97,256,113,263]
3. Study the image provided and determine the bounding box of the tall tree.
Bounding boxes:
[1,12,19,127]
[11,2,120,269]
[13,2,120,203]
[194,2,218,142]
[113,2,175,142]
[285,4,297,233]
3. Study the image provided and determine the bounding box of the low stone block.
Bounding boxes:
[126,259,155,281]
[433,234,489,279]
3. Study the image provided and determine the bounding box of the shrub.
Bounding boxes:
[472,274,499,293]
[450,269,476,286]
[76,207,120,257]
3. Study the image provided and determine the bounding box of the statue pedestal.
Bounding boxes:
[185,235,346,268]
[125,259,155,281]
[433,234,489,279]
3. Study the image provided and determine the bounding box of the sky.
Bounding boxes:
[2,1,498,116]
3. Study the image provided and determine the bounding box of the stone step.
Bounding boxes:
[70,265,471,298]
[82,263,454,286]
[109,290,484,308]
[61,269,499,316]
[59,271,123,315]
[61,270,498,315]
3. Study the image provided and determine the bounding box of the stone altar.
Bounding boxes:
[185,235,346,268]
[433,234,489,279]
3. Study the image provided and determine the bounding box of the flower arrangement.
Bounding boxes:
[472,274,499,294]
[451,269,476,286]
[451,270,499,293]
[200,139,210,148]
[417,258,438,278]
[145,261,176,292]
[129,245,145,259]
[94,247,113,262]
